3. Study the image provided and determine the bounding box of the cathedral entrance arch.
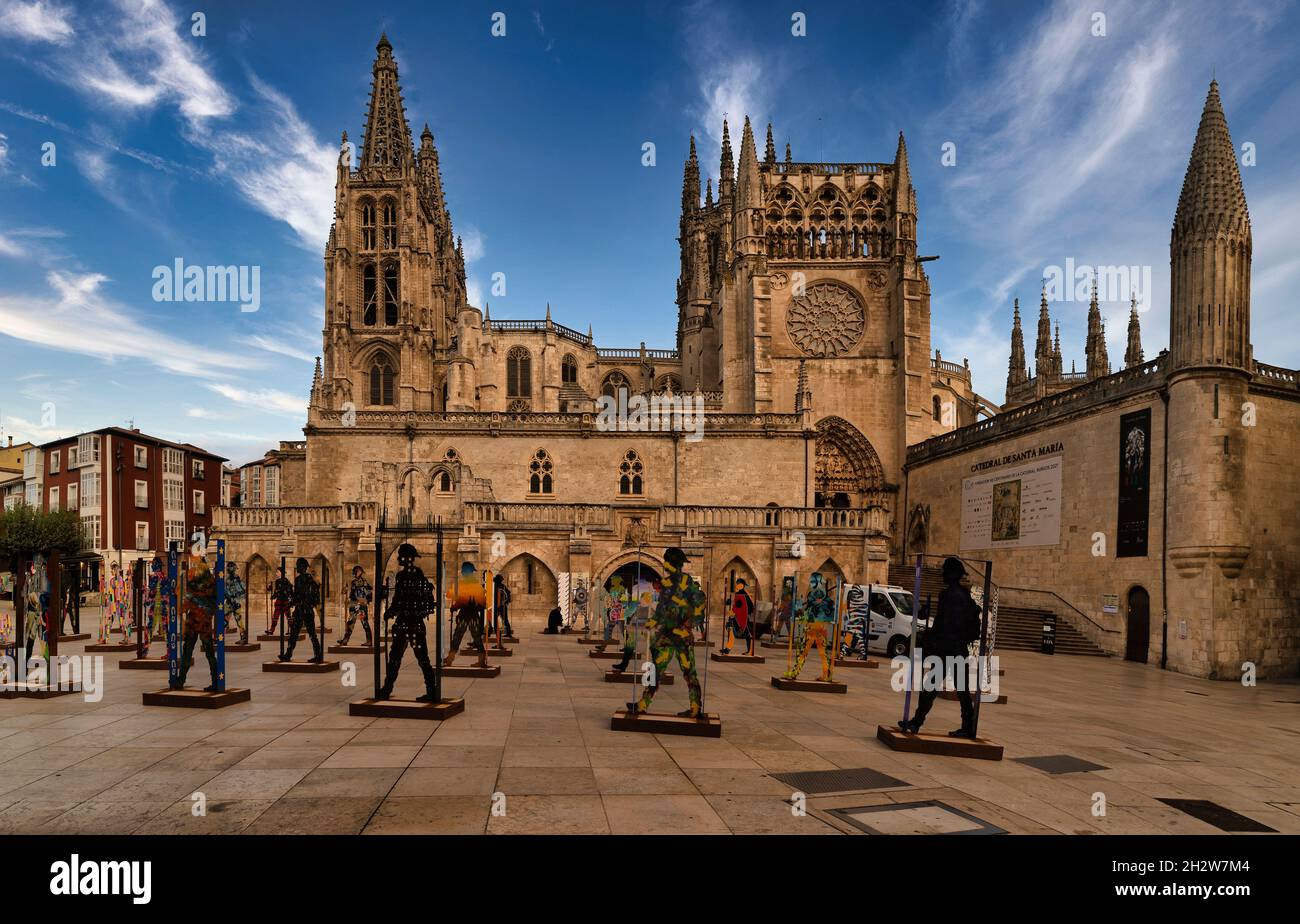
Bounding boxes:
[814,416,884,508]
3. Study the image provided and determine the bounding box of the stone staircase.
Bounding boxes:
[886,565,1108,657]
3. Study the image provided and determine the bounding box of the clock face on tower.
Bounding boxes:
[787,282,866,357]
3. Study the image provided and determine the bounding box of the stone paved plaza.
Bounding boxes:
[2,615,1297,836]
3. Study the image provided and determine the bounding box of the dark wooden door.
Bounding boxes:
[1125,587,1150,663]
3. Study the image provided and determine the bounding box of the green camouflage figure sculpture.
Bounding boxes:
[627,547,705,718]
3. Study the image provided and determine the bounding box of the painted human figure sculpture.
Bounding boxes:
[783,572,835,682]
[24,557,49,667]
[378,543,440,701]
[721,578,756,655]
[898,557,981,739]
[141,555,168,655]
[443,562,488,668]
[179,553,220,690]
[491,574,513,638]
[598,576,628,651]
[225,563,248,645]
[99,560,131,644]
[278,558,323,662]
[267,567,292,635]
[627,547,706,718]
[341,565,374,646]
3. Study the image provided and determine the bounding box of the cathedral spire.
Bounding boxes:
[893,131,912,210]
[1170,80,1252,370]
[1085,273,1109,379]
[1007,298,1028,390]
[735,116,761,208]
[682,135,700,213]
[1035,283,1053,377]
[360,33,414,170]
[705,177,713,207]
[718,119,734,201]
[733,117,763,253]
[764,122,776,165]
[1125,294,1145,367]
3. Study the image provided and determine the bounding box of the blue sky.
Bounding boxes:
[1,0,1298,465]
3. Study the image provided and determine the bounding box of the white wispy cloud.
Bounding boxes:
[0,270,255,378]
[459,226,486,263]
[204,382,305,418]
[236,333,316,364]
[195,75,336,250]
[13,0,333,249]
[0,0,74,44]
[679,0,770,177]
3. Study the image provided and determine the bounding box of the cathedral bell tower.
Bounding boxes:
[313,34,468,422]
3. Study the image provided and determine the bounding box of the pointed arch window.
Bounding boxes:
[528,449,553,495]
[362,264,378,326]
[561,353,578,385]
[436,470,453,494]
[369,356,395,406]
[507,346,532,398]
[618,450,644,496]
[360,201,376,250]
[601,371,630,402]
[381,199,398,249]
[382,263,399,325]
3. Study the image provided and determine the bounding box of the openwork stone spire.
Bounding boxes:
[681,136,700,212]
[1007,298,1028,389]
[1125,295,1144,367]
[1085,275,1109,379]
[360,33,414,171]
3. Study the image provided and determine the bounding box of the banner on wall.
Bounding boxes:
[1116,408,1151,558]
[960,455,1063,551]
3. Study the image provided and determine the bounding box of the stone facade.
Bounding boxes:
[905,82,1299,680]
[213,45,1296,679]
[214,35,983,620]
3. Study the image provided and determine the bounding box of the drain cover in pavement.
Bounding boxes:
[827,800,1005,835]
[770,767,908,794]
[1158,799,1276,833]
[1014,754,1109,774]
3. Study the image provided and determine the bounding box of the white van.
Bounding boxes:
[839,583,924,659]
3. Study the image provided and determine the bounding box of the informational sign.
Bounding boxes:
[961,455,1062,551]
[1101,594,1119,614]
[1117,408,1152,557]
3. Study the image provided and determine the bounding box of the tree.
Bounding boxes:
[0,504,84,562]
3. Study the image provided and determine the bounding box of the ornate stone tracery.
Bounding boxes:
[787,283,865,357]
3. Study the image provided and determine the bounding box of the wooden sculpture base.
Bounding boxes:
[261,660,340,673]
[875,724,1003,761]
[834,657,881,669]
[710,652,765,664]
[143,687,251,709]
[770,676,848,694]
[440,664,501,678]
[610,709,721,737]
[328,644,378,655]
[349,697,465,720]
[224,642,262,653]
[58,633,91,643]
[589,650,623,660]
